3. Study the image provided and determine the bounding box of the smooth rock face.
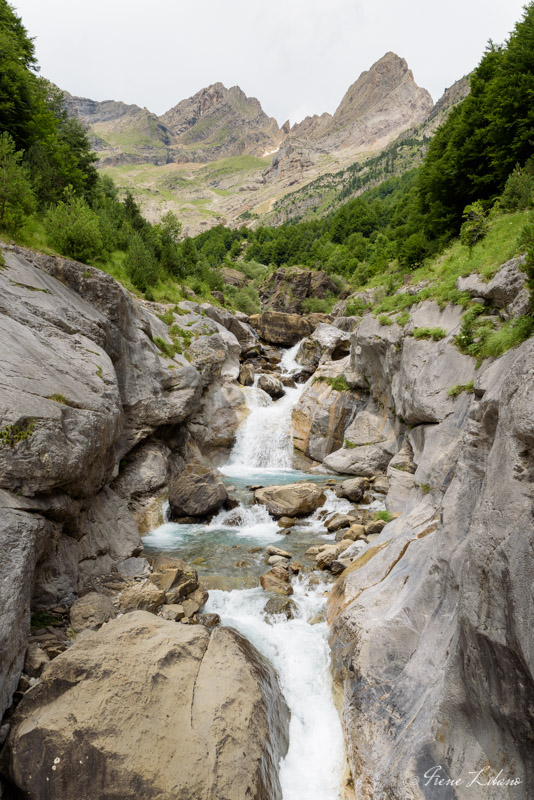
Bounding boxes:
[255,482,326,518]
[4,612,289,800]
[328,332,534,797]
[293,366,359,461]
[168,463,228,520]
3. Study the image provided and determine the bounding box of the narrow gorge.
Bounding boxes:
[0,240,532,799]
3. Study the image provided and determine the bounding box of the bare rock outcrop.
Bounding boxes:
[2,612,289,800]
[249,310,313,346]
[327,305,534,796]
[168,463,228,520]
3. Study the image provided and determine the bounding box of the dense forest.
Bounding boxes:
[0,0,533,315]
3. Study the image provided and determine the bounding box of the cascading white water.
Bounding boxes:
[224,383,308,472]
[224,339,309,474]
[206,576,345,800]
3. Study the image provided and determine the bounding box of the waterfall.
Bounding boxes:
[224,340,309,474]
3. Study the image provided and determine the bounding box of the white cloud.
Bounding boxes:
[12,0,528,125]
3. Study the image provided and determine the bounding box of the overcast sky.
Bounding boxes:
[12,0,527,125]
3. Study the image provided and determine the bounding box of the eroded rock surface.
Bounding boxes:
[3,612,290,800]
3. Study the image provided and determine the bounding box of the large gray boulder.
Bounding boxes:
[168,463,228,520]
[3,612,289,800]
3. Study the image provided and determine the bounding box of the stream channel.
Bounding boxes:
[143,342,384,800]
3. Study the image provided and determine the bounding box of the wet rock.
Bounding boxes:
[118,581,165,613]
[23,644,50,678]
[260,564,293,596]
[159,604,185,621]
[281,376,297,388]
[325,513,358,532]
[288,562,302,575]
[69,592,116,632]
[292,360,358,461]
[239,363,254,386]
[330,559,350,575]
[305,546,321,556]
[4,612,289,800]
[255,482,326,518]
[278,516,297,529]
[335,477,369,502]
[268,555,288,566]
[258,374,285,399]
[168,463,228,520]
[264,596,297,620]
[266,545,292,558]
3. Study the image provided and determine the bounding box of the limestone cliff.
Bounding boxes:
[307,266,534,797]
[0,244,256,721]
[264,52,433,185]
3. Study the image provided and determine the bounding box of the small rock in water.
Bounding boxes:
[247,546,263,554]
[264,596,297,620]
[248,484,264,491]
[277,516,297,529]
[266,545,292,558]
[288,562,302,575]
[268,555,288,566]
[260,566,293,596]
[305,546,321,556]
[326,513,357,532]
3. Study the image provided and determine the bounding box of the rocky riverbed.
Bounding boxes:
[0,244,533,799]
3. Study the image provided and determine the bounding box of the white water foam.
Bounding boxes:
[206,576,345,800]
[206,503,279,540]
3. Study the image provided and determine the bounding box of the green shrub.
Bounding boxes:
[378,314,393,326]
[157,309,174,326]
[313,375,350,392]
[412,327,447,341]
[45,193,104,262]
[500,162,534,211]
[345,297,369,316]
[153,336,177,359]
[0,419,34,447]
[447,382,475,398]
[460,201,489,251]
[301,295,336,314]
[374,510,394,522]
[396,310,411,326]
[124,232,159,292]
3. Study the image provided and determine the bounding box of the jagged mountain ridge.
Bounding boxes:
[64,54,460,233]
[65,82,283,166]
